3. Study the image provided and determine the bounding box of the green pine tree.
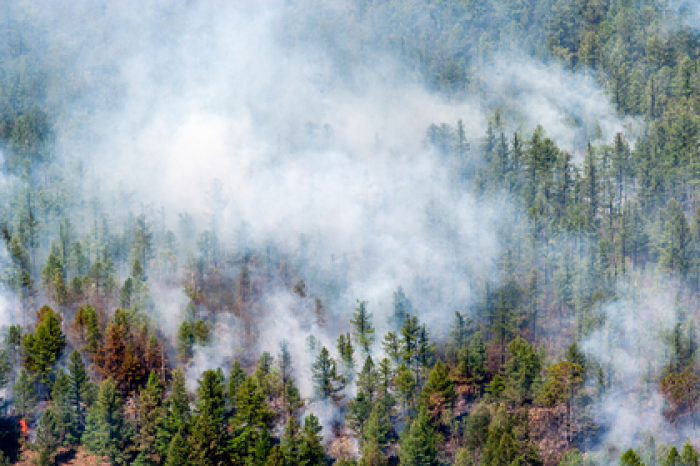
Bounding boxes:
[351,300,375,356]
[398,405,441,466]
[83,377,135,465]
[299,414,326,466]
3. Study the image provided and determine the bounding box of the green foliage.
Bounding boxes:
[134,372,166,465]
[83,377,135,465]
[398,405,441,466]
[299,414,326,466]
[351,300,375,356]
[164,430,191,466]
[157,368,190,460]
[13,369,36,417]
[420,360,457,413]
[190,369,227,466]
[503,337,542,404]
[22,305,65,385]
[35,406,67,466]
[311,346,345,401]
[229,376,275,462]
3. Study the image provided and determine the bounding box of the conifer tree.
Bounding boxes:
[22,305,65,387]
[504,337,542,403]
[190,369,227,466]
[83,377,135,465]
[134,372,166,465]
[156,368,190,460]
[265,445,285,466]
[346,389,372,439]
[377,358,393,397]
[382,331,401,367]
[664,446,681,466]
[363,399,392,449]
[389,286,412,331]
[14,369,36,417]
[395,363,416,412]
[357,356,378,401]
[311,347,345,401]
[228,359,246,415]
[621,449,644,466]
[67,349,93,437]
[299,414,326,466]
[351,300,375,356]
[73,305,100,358]
[164,430,191,466]
[337,333,356,384]
[284,380,305,420]
[420,360,457,414]
[400,315,420,371]
[35,406,67,466]
[398,405,441,466]
[229,376,275,463]
[281,415,301,465]
[49,369,78,446]
[682,439,699,466]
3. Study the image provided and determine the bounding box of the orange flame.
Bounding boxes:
[19,418,26,437]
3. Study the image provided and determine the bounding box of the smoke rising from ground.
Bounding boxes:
[1,0,655,446]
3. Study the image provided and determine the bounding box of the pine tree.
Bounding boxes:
[22,305,66,386]
[229,376,275,463]
[682,438,699,466]
[381,332,401,367]
[504,337,542,404]
[362,399,392,449]
[337,333,356,384]
[377,359,393,397]
[395,363,416,412]
[73,305,100,358]
[134,372,166,465]
[346,390,373,438]
[50,370,78,446]
[13,369,36,417]
[35,406,67,466]
[299,414,326,466]
[190,369,227,466]
[83,377,135,465]
[164,430,191,466]
[389,287,412,332]
[664,446,681,466]
[420,360,457,414]
[398,405,441,466]
[415,324,436,380]
[67,350,92,437]
[281,416,301,465]
[283,380,304,420]
[621,449,644,466]
[448,311,473,356]
[351,300,375,356]
[265,445,286,466]
[177,321,194,363]
[661,199,692,278]
[400,315,420,372]
[357,356,378,401]
[311,347,345,401]
[228,359,246,415]
[253,351,276,401]
[156,368,190,460]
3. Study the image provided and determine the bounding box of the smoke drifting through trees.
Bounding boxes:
[1,0,700,464]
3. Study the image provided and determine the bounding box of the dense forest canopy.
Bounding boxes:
[0,0,699,465]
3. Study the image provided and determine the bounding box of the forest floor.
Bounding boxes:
[14,445,108,466]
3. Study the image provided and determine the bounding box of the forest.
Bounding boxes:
[1,0,700,465]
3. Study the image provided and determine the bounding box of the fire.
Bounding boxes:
[19,418,26,438]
